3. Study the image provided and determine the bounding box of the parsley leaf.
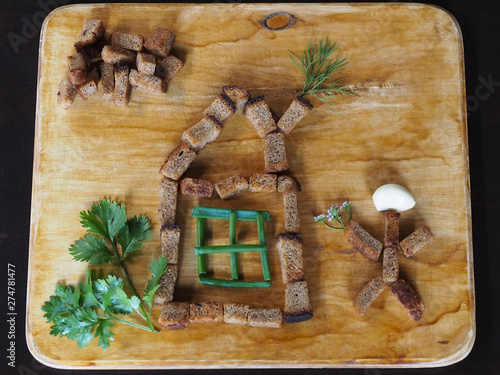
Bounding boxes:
[116,215,152,258]
[42,284,80,323]
[80,199,127,241]
[71,200,152,265]
[69,234,116,265]
[94,319,114,350]
[69,307,100,348]
[94,275,137,315]
[81,278,99,309]
[42,283,104,349]
[42,270,155,350]
[143,256,167,309]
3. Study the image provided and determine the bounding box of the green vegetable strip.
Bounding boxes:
[199,276,271,288]
[195,244,268,254]
[257,212,271,281]
[229,211,239,280]
[193,206,272,287]
[257,212,266,245]
[197,217,206,275]
[192,205,271,222]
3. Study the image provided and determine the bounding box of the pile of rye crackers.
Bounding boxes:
[57,19,183,109]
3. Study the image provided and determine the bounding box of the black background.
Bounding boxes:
[1,0,499,374]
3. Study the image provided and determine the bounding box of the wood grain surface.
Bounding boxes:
[27,3,473,369]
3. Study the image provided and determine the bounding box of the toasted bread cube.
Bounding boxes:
[160,224,180,264]
[382,246,399,283]
[160,143,197,181]
[249,173,277,193]
[74,19,105,51]
[111,31,144,52]
[389,279,425,321]
[129,69,166,95]
[155,55,184,82]
[57,74,77,109]
[400,226,433,257]
[181,116,223,152]
[264,131,289,173]
[154,265,178,305]
[159,302,190,330]
[189,301,224,323]
[215,173,249,200]
[243,96,277,138]
[67,52,87,85]
[384,211,400,248]
[283,192,300,234]
[222,85,249,111]
[277,175,301,193]
[223,303,250,325]
[158,177,178,227]
[247,308,284,328]
[101,45,136,65]
[276,233,304,284]
[277,96,313,134]
[99,62,114,102]
[144,27,176,57]
[81,41,104,66]
[345,220,383,261]
[353,275,386,318]
[180,177,214,198]
[136,51,156,75]
[77,67,99,101]
[284,280,313,323]
[203,94,236,122]
[113,64,130,107]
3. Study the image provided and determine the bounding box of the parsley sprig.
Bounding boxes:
[290,37,357,110]
[42,199,167,350]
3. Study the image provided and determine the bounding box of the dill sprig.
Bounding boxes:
[289,37,357,110]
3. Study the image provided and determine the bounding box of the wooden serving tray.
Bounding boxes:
[27,3,474,369]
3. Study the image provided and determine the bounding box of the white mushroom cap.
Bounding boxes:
[372,184,416,212]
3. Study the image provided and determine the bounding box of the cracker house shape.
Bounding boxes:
[156,86,314,329]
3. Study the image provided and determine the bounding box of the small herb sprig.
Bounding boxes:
[290,37,357,110]
[314,201,352,230]
[42,199,167,350]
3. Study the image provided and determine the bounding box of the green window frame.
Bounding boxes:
[192,205,272,288]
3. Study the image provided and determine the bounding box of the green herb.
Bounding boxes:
[314,201,352,230]
[290,37,357,110]
[192,205,271,288]
[42,199,167,350]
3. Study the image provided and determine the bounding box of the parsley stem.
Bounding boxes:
[116,254,157,332]
[108,314,154,332]
[109,240,157,333]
